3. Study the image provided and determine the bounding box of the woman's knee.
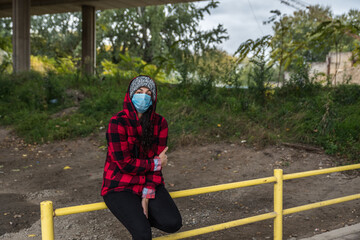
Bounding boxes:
[131,227,152,240]
[167,220,183,233]
[160,215,183,233]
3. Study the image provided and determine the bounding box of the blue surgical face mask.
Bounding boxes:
[132,93,152,113]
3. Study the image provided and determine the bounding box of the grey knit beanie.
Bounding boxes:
[129,76,156,101]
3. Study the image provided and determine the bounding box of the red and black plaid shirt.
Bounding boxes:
[101,78,167,197]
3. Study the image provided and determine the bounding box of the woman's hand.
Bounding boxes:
[141,198,149,218]
[159,146,168,167]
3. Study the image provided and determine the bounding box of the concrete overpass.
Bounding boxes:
[0,0,202,74]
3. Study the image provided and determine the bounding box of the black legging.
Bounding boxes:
[103,185,182,240]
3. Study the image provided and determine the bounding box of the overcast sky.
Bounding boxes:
[196,0,359,54]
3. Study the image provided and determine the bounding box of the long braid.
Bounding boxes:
[139,103,154,154]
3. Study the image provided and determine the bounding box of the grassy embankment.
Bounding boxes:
[0,71,359,163]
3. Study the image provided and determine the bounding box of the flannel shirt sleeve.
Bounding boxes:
[143,117,168,198]
[107,117,159,174]
[142,187,156,199]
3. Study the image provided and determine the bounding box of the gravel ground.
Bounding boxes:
[1,127,359,240]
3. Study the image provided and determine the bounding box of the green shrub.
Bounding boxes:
[332,84,360,105]
[0,71,359,163]
[247,55,273,106]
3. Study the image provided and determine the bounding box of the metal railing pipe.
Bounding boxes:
[53,177,276,217]
[153,212,276,240]
[283,164,360,180]
[170,176,276,199]
[54,202,107,217]
[283,193,360,215]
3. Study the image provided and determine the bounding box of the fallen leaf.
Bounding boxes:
[63,166,72,170]
[28,234,36,237]
[11,169,20,172]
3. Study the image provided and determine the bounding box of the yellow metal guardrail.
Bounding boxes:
[41,163,360,240]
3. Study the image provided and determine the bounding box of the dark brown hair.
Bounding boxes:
[139,99,154,154]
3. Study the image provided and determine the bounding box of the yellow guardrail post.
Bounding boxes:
[41,201,55,240]
[274,169,283,240]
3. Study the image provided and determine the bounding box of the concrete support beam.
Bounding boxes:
[12,0,31,73]
[81,5,96,75]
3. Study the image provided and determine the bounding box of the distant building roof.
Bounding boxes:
[0,0,202,18]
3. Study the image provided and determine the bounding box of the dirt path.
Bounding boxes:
[0,127,359,240]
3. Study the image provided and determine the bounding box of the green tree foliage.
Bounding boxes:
[96,1,228,76]
[196,48,239,85]
[270,6,360,71]
[0,17,12,52]
[247,52,274,105]
[31,13,82,59]
[235,5,360,85]
[0,14,81,73]
[1,1,228,77]
[0,17,12,73]
[234,35,272,63]
[270,6,334,64]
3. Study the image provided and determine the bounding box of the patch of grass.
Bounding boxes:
[1,71,359,163]
[0,72,128,143]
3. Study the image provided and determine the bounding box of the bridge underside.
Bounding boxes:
[0,0,202,74]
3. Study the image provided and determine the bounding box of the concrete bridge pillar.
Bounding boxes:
[12,0,31,73]
[81,5,96,75]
